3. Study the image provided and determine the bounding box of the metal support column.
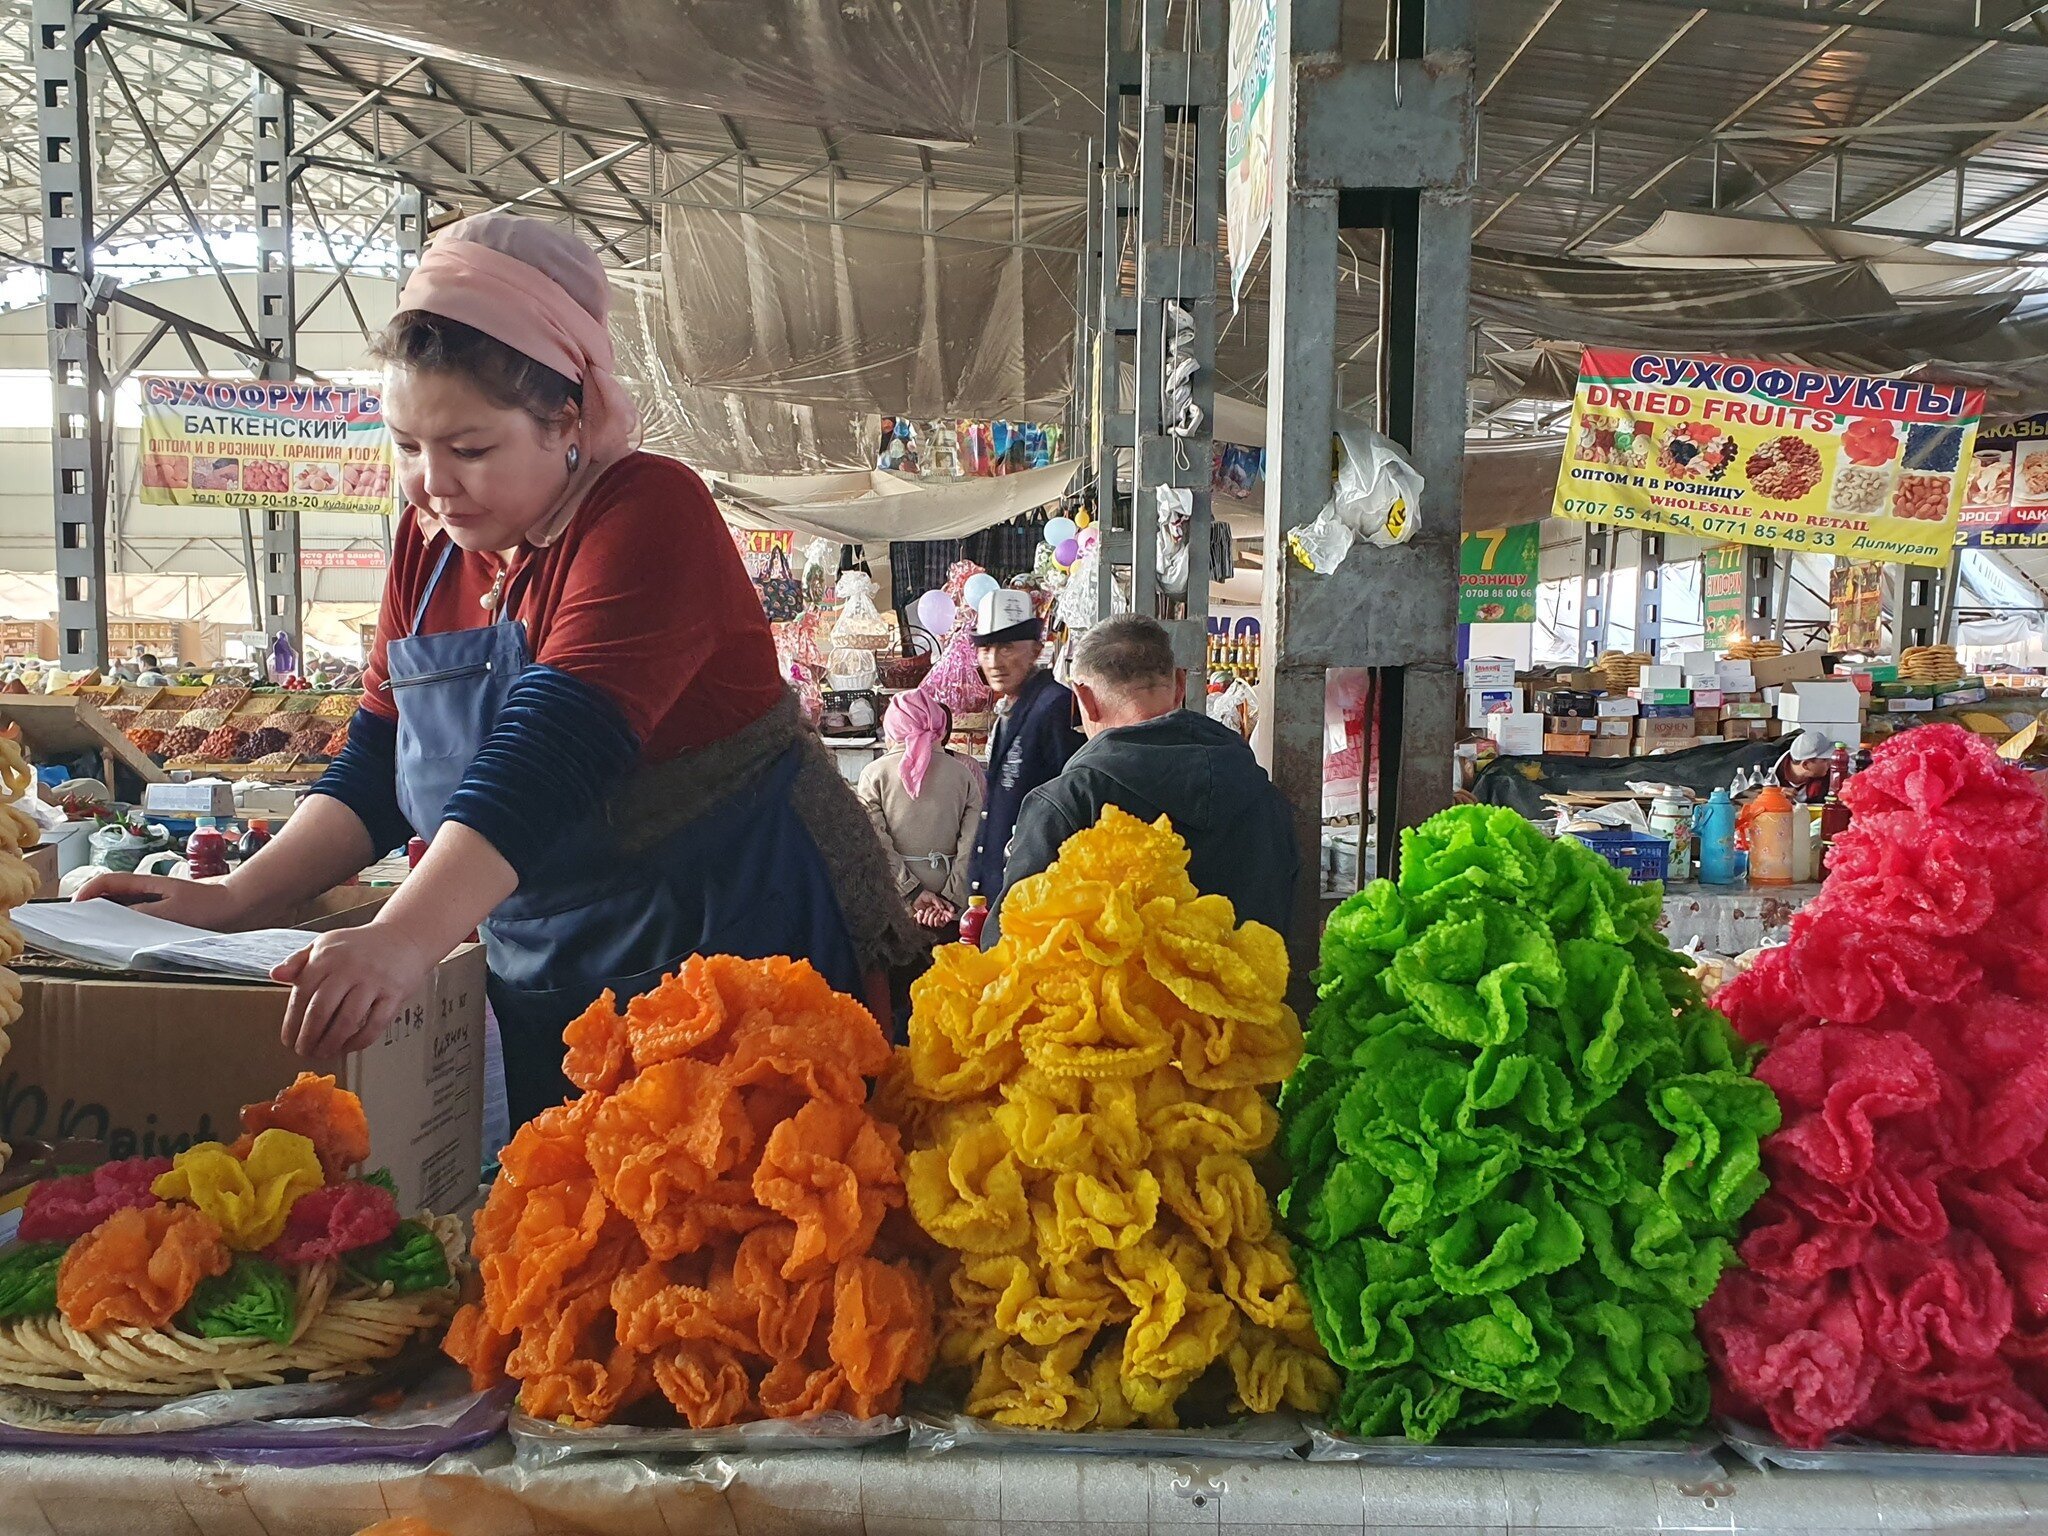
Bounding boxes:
[1093,0,1142,621]
[1893,559,1944,654]
[1742,547,1777,643]
[1932,549,1963,646]
[254,74,303,666]
[1129,0,1221,671]
[1258,0,1473,966]
[36,0,109,671]
[394,183,426,290]
[1577,524,1611,664]
[1633,529,1665,659]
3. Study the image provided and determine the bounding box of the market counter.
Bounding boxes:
[5,1444,2048,1536]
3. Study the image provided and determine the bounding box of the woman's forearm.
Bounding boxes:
[363,821,517,964]
[220,793,379,927]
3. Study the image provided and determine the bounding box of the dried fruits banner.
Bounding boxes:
[138,377,395,516]
[1554,347,1981,565]
[1959,413,2048,548]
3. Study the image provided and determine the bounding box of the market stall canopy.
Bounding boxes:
[715,458,1078,544]
[237,0,981,140]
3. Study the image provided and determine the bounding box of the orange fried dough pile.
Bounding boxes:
[445,956,935,1428]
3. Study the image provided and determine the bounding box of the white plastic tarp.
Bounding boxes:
[717,460,1078,545]
[659,174,1081,419]
[239,0,981,140]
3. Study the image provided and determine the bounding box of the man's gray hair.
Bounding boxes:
[1072,614,1178,690]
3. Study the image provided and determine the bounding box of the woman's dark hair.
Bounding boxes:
[370,310,581,429]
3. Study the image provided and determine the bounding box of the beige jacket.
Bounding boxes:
[856,747,983,911]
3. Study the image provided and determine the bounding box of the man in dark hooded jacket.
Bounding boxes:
[983,613,1298,946]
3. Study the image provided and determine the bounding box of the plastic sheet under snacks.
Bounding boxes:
[908,1409,1307,1458]
[508,1407,905,1467]
[0,1367,511,1465]
[1307,1418,1723,1473]
[12,1446,2048,1535]
[1724,1418,2048,1478]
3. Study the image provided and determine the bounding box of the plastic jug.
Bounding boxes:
[1694,788,1739,886]
[1738,784,1797,887]
[1649,794,1693,881]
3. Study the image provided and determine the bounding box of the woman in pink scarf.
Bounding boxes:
[857,688,983,934]
[84,214,909,1130]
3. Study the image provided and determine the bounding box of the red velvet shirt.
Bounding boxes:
[360,452,785,760]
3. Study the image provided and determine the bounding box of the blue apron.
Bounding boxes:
[385,540,860,1130]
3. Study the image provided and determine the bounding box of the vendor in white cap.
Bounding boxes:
[1773,727,1838,804]
[966,588,1083,904]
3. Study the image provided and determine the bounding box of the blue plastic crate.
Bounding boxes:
[1566,829,1670,885]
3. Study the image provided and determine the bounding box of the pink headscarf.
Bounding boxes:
[884,689,951,799]
[395,213,639,543]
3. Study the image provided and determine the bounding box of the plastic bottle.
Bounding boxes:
[1828,745,1851,800]
[407,835,429,869]
[957,895,989,945]
[237,817,271,862]
[185,817,229,880]
[1695,788,1739,885]
[1738,784,1797,887]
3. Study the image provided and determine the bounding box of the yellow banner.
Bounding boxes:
[138,377,394,516]
[1553,347,1981,564]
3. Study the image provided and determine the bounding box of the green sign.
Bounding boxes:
[1458,525,1540,624]
[1702,543,1746,643]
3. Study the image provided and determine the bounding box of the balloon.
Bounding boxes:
[1078,527,1101,555]
[914,589,956,638]
[962,573,1001,609]
[1043,516,1078,548]
[1055,538,1080,567]
[1075,510,1093,530]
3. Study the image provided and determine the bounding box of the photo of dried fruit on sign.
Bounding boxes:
[880,807,1336,1431]
[0,1075,461,1398]
[1278,806,1779,1444]
[445,956,934,1429]
[1702,727,2048,1453]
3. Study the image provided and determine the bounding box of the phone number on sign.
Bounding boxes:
[192,491,377,512]
[1562,499,1850,549]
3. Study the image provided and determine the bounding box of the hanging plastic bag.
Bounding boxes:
[1287,413,1422,574]
[1156,487,1192,597]
[801,537,839,609]
[1206,674,1258,740]
[924,621,993,715]
[829,570,893,652]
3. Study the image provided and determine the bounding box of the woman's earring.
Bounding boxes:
[566,443,582,472]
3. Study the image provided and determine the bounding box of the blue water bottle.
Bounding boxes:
[1695,787,1739,886]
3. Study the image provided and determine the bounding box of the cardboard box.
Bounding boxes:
[1882,696,1934,714]
[1749,651,1827,688]
[141,779,237,819]
[1639,664,1682,691]
[1680,649,1719,677]
[1545,716,1596,734]
[1636,717,1697,743]
[1778,681,1863,724]
[1723,701,1772,719]
[1683,673,1722,692]
[1595,697,1639,718]
[1722,718,1773,742]
[1788,720,1861,752]
[1939,686,1990,708]
[1693,708,1722,733]
[1588,738,1635,758]
[2,937,484,1214]
[1464,686,1524,728]
[1486,713,1544,756]
[1630,688,1693,707]
[1638,737,1700,756]
[1640,703,1696,719]
[1463,657,1518,689]
[1595,718,1635,738]
[1543,733,1592,755]
[1534,690,1600,719]
[1690,688,1724,710]
[1717,665,1757,692]
[22,843,55,901]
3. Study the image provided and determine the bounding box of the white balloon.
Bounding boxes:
[962,573,1001,608]
[914,589,956,636]
[1043,516,1078,548]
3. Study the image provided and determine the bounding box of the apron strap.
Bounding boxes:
[410,538,458,637]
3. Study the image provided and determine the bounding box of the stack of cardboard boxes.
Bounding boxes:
[1464,649,1880,764]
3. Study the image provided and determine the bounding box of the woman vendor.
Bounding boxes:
[81,214,913,1131]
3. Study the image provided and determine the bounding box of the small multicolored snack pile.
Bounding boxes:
[884,806,1334,1430]
[1703,725,2048,1452]
[1280,805,1779,1443]
[444,955,933,1429]
[0,1074,460,1396]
